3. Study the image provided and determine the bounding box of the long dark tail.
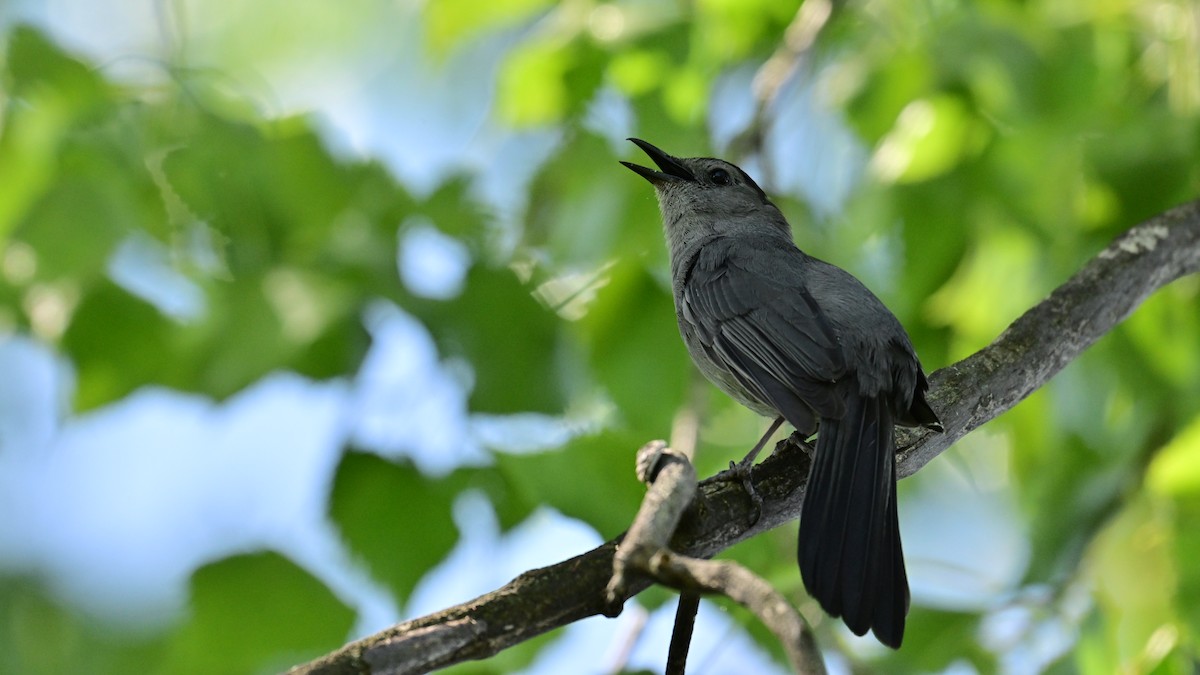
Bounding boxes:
[797,393,909,648]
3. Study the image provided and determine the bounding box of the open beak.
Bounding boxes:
[621,138,694,185]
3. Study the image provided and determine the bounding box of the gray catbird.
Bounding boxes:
[622,138,941,648]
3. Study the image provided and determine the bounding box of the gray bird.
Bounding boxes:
[622,138,941,648]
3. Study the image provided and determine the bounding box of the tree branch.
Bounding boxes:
[604,442,696,611]
[647,553,826,675]
[898,200,1200,476]
[605,442,824,674]
[286,200,1200,675]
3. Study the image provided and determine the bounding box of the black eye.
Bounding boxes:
[708,168,732,185]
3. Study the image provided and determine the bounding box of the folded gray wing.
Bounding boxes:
[681,237,847,426]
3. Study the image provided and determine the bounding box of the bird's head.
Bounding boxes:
[621,138,788,246]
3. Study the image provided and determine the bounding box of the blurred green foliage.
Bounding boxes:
[1,0,1199,672]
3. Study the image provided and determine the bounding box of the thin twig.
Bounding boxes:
[728,0,836,163]
[665,594,700,675]
[649,552,826,675]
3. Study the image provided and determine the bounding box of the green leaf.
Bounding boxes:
[5,25,108,110]
[1148,416,1200,498]
[1122,283,1200,396]
[414,265,565,414]
[1170,498,1200,655]
[0,26,114,239]
[662,65,710,126]
[870,95,989,184]
[0,577,168,675]
[576,258,689,437]
[166,552,354,675]
[1087,498,1182,674]
[329,453,459,602]
[845,49,935,143]
[498,38,605,127]
[13,173,132,282]
[63,281,180,409]
[64,271,370,408]
[291,311,371,381]
[498,40,572,127]
[162,114,360,273]
[412,176,489,249]
[424,0,553,56]
[494,430,645,537]
[1086,110,1197,227]
[609,50,672,97]
[193,275,293,398]
[525,131,662,267]
[925,224,1039,354]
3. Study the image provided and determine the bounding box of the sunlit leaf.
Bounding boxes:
[1087,499,1180,673]
[499,40,571,126]
[694,0,798,62]
[925,225,1039,354]
[1121,282,1200,390]
[609,50,672,97]
[870,95,988,184]
[662,65,709,125]
[424,0,553,56]
[0,26,114,239]
[1148,415,1200,498]
[845,50,935,142]
[1171,499,1200,654]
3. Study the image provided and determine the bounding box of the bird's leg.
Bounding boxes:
[716,416,785,522]
[787,430,817,458]
[737,416,785,469]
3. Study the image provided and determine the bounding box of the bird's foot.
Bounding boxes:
[713,417,785,526]
[717,457,763,526]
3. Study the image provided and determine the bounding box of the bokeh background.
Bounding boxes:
[1,0,1199,673]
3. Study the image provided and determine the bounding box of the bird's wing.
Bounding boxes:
[681,237,847,424]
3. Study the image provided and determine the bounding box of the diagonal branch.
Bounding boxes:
[286,200,1200,675]
[899,199,1200,475]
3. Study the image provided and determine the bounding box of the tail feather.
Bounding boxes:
[797,394,909,648]
[873,482,909,644]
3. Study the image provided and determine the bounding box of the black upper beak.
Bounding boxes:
[621,138,694,185]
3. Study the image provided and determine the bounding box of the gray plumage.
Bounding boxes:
[622,138,941,648]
